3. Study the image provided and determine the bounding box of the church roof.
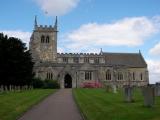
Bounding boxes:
[103,52,147,68]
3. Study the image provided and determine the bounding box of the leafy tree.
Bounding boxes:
[0,33,34,87]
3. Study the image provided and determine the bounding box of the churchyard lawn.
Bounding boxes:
[0,89,56,120]
[73,88,160,120]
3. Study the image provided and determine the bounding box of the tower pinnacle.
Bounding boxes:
[100,48,103,55]
[34,15,38,29]
[54,16,58,31]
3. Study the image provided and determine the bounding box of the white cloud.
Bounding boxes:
[149,42,160,56]
[63,16,159,52]
[57,47,65,53]
[147,60,160,84]
[34,0,79,16]
[0,30,31,48]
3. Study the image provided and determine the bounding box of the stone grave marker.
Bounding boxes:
[124,85,134,102]
[142,85,155,107]
[155,83,160,96]
[105,84,112,92]
[112,85,117,93]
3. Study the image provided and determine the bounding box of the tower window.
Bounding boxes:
[46,36,50,43]
[41,35,45,43]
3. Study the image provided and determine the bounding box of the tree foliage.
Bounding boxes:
[0,33,34,86]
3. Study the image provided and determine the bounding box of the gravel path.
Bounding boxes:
[18,89,83,120]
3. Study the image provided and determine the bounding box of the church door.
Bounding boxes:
[64,74,72,88]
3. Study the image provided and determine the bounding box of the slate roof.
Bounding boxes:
[103,52,147,68]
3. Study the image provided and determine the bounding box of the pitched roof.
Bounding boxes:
[103,52,147,68]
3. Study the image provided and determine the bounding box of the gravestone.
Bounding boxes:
[112,85,117,93]
[155,87,160,96]
[105,84,112,92]
[124,86,134,102]
[142,85,155,107]
[155,83,160,96]
[0,85,2,92]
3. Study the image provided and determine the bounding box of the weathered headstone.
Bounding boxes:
[155,83,160,96]
[0,85,2,92]
[112,85,117,93]
[124,86,134,102]
[155,87,160,96]
[5,86,8,91]
[9,85,12,91]
[105,84,112,92]
[142,85,155,107]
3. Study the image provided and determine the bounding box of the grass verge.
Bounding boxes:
[0,89,56,120]
[73,88,160,120]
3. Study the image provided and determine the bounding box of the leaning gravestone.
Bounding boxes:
[124,86,134,102]
[142,85,155,107]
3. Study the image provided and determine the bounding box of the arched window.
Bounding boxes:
[140,73,143,80]
[85,71,92,80]
[47,73,53,80]
[41,35,45,43]
[133,72,135,80]
[106,70,111,80]
[46,36,50,43]
[118,72,123,80]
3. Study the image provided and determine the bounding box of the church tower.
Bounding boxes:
[29,16,58,62]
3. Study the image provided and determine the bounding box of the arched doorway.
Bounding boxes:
[64,74,72,88]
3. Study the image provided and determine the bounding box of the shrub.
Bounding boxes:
[32,78,60,89]
[43,79,60,89]
[32,78,44,88]
[81,81,102,88]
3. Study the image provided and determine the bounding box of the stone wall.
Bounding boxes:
[33,62,149,88]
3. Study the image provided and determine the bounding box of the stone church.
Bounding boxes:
[29,17,149,88]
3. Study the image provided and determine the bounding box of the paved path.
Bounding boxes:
[18,89,83,120]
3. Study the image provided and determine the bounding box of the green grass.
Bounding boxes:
[73,88,160,120]
[0,89,56,120]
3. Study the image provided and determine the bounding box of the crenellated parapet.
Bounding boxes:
[29,16,58,62]
[57,52,103,57]
[57,52,105,64]
[34,25,57,32]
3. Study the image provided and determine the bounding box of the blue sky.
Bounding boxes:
[0,0,160,83]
